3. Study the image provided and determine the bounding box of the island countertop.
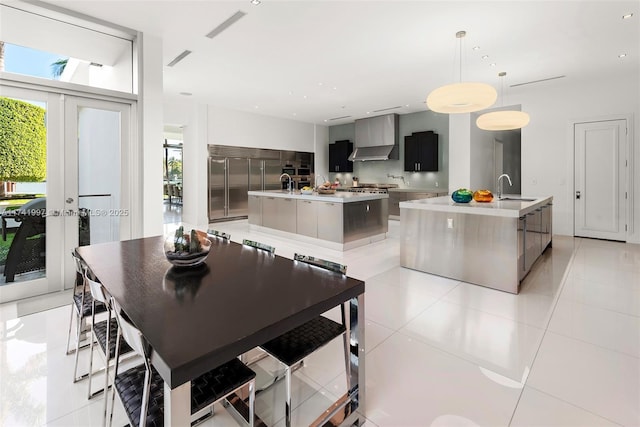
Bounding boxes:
[248,190,388,203]
[400,195,553,218]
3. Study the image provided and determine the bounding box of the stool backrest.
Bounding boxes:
[111,299,149,360]
[208,229,231,240]
[243,239,275,254]
[294,253,347,275]
[85,273,108,305]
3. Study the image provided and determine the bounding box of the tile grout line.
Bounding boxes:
[507,237,583,426]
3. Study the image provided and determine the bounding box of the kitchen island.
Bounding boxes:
[400,195,553,294]
[248,190,388,250]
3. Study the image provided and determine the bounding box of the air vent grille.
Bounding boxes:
[372,106,402,113]
[167,50,192,67]
[511,75,566,87]
[206,11,247,39]
[328,115,352,121]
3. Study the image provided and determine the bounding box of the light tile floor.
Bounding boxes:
[1,220,639,426]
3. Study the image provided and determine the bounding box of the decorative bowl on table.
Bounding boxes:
[164,226,212,267]
[451,188,473,203]
[473,189,494,203]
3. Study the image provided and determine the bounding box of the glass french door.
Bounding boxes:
[62,96,132,289]
[0,84,133,303]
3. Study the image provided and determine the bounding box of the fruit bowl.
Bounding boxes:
[301,189,314,195]
[317,188,336,195]
[164,226,212,267]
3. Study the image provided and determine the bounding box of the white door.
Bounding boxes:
[574,119,627,241]
[0,86,63,302]
[0,86,134,303]
[63,96,132,288]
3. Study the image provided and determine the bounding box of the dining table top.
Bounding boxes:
[76,234,365,388]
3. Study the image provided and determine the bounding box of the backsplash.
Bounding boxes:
[327,110,449,190]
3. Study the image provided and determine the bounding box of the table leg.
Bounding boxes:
[164,381,190,426]
[349,294,365,423]
[311,294,365,427]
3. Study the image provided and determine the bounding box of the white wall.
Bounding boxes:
[138,33,164,237]
[517,71,639,241]
[448,114,472,191]
[207,106,315,152]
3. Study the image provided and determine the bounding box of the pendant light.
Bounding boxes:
[426,31,497,114]
[476,72,530,130]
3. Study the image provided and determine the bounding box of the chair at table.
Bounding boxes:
[67,251,107,381]
[259,254,348,427]
[85,271,134,415]
[109,299,256,427]
[208,229,231,241]
[242,239,275,254]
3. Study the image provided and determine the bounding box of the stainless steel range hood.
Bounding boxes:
[349,113,399,161]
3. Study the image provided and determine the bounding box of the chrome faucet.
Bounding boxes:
[497,173,512,199]
[387,173,406,185]
[279,173,293,193]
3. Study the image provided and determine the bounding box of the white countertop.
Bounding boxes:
[248,190,389,203]
[399,195,553,217]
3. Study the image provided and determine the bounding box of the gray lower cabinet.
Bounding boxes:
[296,199,318,238]
[317,202,343,243]
[248,195,262,225]
[522,203,552,276]
[262,197,296,233]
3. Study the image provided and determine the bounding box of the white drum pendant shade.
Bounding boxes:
[476,110,530,131]
[427,82,497,114]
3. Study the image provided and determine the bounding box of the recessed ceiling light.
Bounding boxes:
[618,53,628,58]
[251,0,261,5]
[366,111,370,114]
[622,13,633,19]
[318,82,323,86]
[324,119,328,122]
[482,55,489,59]
[303,95,307,99]
[405,104,410,107]
[472,46,480,51]
[288,91,293,95]
[333,87,337,90]
[490,63,497,67]
[254,105,259,109]
[179,92,192,96]
[292,113,297,116]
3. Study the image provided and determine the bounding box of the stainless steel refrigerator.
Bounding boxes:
[208,157,282,222]
[208,157,250,221]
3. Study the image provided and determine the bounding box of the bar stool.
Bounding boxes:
[67,251,107,382]
[259,254,348,427]
[109,298,256,427]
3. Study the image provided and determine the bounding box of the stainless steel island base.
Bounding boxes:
[400,196,552,294]
[248,190,388,251]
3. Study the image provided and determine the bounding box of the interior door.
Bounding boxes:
[574,119,627,241]
[63,96,132,288]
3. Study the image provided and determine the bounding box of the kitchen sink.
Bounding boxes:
[499,197,537,201]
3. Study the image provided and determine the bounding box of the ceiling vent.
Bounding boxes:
[511,75,566,87]
[372,106,402,113]
[328,115,352,121]
[205,11,247,39]
[167,50,192,67]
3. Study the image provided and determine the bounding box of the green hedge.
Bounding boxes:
[0,97,46,182]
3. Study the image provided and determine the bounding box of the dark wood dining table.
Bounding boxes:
[76,235,365,426]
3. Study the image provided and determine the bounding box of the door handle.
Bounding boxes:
[575,191,581,200]
[66,197,74,204]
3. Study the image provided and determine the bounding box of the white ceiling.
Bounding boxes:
[42,0,639,125]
